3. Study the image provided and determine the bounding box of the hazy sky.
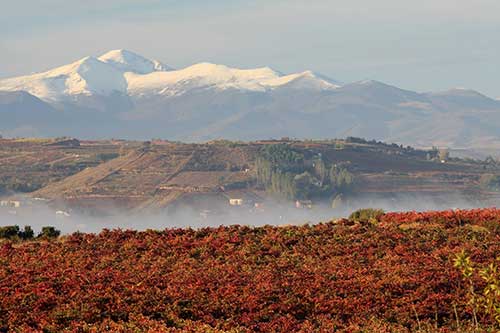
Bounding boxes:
[1,0,499,97]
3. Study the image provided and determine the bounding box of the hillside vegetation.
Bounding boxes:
[3,137,499,213]
[0,138,136,195]
[1,208,500,332]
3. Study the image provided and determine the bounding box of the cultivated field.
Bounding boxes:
[1,208,499,332]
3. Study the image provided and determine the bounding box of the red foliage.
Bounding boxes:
[1,209,500,332]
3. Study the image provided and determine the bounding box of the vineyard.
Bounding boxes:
[1,209,500,332]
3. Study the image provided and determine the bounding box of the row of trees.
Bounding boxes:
[0,225,60,240]
[479,173,500,192]
[0,178,43,193]
[256,144,354,200]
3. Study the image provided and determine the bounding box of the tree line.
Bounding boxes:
[256,144,354,201]
[0,225,60,240]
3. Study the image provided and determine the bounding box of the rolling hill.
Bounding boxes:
[1,138,497,215]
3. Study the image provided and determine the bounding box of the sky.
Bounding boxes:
[1,0,499,97]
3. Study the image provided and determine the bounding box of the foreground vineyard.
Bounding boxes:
[1,209,500,332]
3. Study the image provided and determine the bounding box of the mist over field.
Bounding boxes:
[0,192,491,234]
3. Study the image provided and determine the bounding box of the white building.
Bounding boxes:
[0,200,21,208]
[229,198,243,206]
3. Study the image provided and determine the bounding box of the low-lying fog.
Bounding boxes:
[0,193,496,234]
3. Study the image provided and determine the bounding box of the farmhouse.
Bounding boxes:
[0,200,21,208]
[225,190,264,208]
[229,198,244,206]
[295,200,313,209]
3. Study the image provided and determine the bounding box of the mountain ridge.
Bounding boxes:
[0,50,340,101]
[1,50,500,150]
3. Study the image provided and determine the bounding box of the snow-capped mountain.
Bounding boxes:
[0,50,171,102]
[98,49,172,74]
[126,64,339,98]
[0,55,127,102]
[1,49,500,150]
[0,49,338,102]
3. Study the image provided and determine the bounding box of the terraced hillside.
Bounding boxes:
[0,138,138,194]
[7,138,495,213]
[32,142,260,211]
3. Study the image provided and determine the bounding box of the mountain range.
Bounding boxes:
[1,49,500,149]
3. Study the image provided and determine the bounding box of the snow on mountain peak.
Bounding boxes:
[62,56,128,96]
[0,56,127,101]
[0,52,339,102]
[178,63,281,82]
[260,70,339,90]
[126,62,282,96]
[126,62,338,97]
[98,49,172,74]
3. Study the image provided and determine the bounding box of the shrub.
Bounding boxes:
[96,153,119,162]
[479,174,500,192]
[2,208,500,331]
[454,251,500,329]
[18,226,34,240]
[38,226,61,239]
[349,208,385,222]
[0,225,20,239]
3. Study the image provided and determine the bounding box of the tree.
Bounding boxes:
[331,194,343,209]
[313,158,327,186]
[329,165,354,193]
[256,158,272,187]
[256,144,355,200]
[256,145,306,199]
[485,155,497,165]
[349,208,384,223]
[0,225,20,239]
[38,226,61,239]
[19,226,34,240]
[259,144,305,173]
[293,172,316,200]
[269,171,296,199]
[438,148,449,161]
[479,174,500,192]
